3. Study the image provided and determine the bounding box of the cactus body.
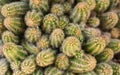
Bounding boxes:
[64,71,75,75]
[13,70,26,75]
[101,32,111,45]
[87,17,100,27]
[63,2,72,14]
[111,27,120,39]
[109,0,119,10]
[10,61,21,71]
[32,69,43,75]
[0,0,11,5]
[59,16,69,29]
[0,16,5,36]
[78,71,96,75]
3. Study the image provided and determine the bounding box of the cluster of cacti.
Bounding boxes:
[0,0,120,75]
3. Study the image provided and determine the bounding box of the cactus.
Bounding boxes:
[1,2,29,17]
[64,71,75,75]
[3,43,27,62]
[2,30,19,44]
[36,35,50,50]
[111,27,120,39]
[25,27,41,43]
[77,0,96,10]
[87,17,100,27]
[100,12,119,30]
[63,2,72,14]
[95,63,113,75]
[13,70,26,75]
[44,66,64,75]
[25,10,43,27]
[84,36,106,55]
[10,61,21,71]
[55,53,69,70]
[101,32,111,45]
[42,14,59,33]
[50,28,64,48]
[107,39,120,53]
[32,68,43,75]
[78,71,97,75]
[69,54,97,73]
[4,17,26,35]
[61,36,81,57]
[21,55,36,74]
[70,2,90,23]
[0,15,5,36]
[36,48,56,67]
[0,0,11,5]
[109,0,119,10]
[0,58,8,75]
[95,0,110,13]
[95,48,114,62]
[65,23,84,42]
[29,0,49,12]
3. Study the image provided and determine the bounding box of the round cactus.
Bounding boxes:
[10,61,21,71]
[22,40,40,55]
[44,66,64,75]
[108,61,120,75]
[42,14,59,33]
[21,55,36,74]
[0,58,8,75]
[4,17,26,35]
[3,43,27,62]
[13,70,26,75]
[1,2,29,17]
[77,0,96,10]
[87,17,100,27]
[95,0,110,13]
[61,36,81,57]
[2,30,19,44]
[51,4,64,16]
[55,53,69,70]
[58,16,69,29]
[63,2,72,14]
[69,54,97,73]
[25,10,43,27]
[36,35,50,50]
[32,68,43,75]
[50,28,64,48]
[101,32,111,45]
[100,12,119,30]
[95,48,114,62]
[111,27,120,39]
[84,36,106,55]
[109,0,119,10]
[25,27,41,43]
[95,63,113,75]
[36,48,56,67]
[107,39,120,53]
[65,23,84,43]
[70,2,90,23]
[29,0,49,12]
[78,71,97,75]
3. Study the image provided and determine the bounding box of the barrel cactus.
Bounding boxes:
[10,61,21,71]
[101,32,111,45]
[111,27,120,39]
[78,71,97,75]
[87,17,100,27]
[63,2,72,14]
[13,70,26,75]
[32,68,43,75]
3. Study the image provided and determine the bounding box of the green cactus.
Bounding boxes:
[108,61,120,75]
[42,14,59,33]
[100,12,119,30]
[63,2,72,14]
[13,70,26,75]
[21,55,36,74]
[95,0,110,13]
[65,23,84,43]
[95,63,113,75]
[51,4,64,16]
[77,0,96,10]
[109,0,119,10]
[22,40,40,55]
[101,32,111,45]
[25,27,41,43]
[64,71,75,75]
[69,54,97,73]
[55,53,69,70]
[58,16,69,29]
[84,36,106,55]
[32,68,43,75]
[4,17,26,35]
[10,61,21,71]
[2,31,19,44]
[0,0,11,5]
[36,35,50,50]
[1,2,29,17]
[25,10,43,27]
[29,0,49,12]
[50,28,64,48]
[0,58,8,75]
[78,71,97,75]
[107,39,120,53]
[61,36,81,57]
[36,48,56,67]
[44,66,64,75]
[3,43,27,62]
[70,2,90,23]
[111,27,120,39]
[87,17,100,27]
[95,48,114,62]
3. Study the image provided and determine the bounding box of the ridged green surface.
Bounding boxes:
[13,70,26,75]
[36,48,56,67]
[25,10,43,27]
[4,17,26,35]
[95,63,113,75]
[78,71,97,75]
[61,36,81,57]
[101,32,111,45]
[10,61,21,71]
[50,28,64,48]
[1,2,29,17]
[84,36,106,55]
[70,2,90,23]
[87,17,100,27]
[63,2,72,13]
[32,68,43,75]
[2,30,19,44]
[0,0,11,5]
